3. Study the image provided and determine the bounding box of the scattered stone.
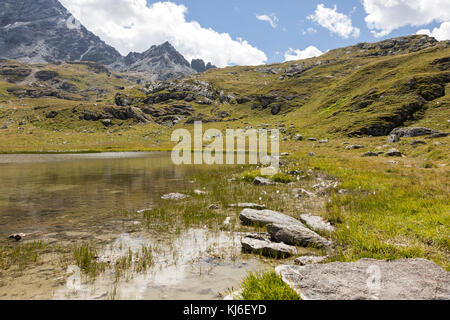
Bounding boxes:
[300,214,335,233]
[345,145,365,150]
[280,152,290,156]
[267,223,332,248]
[207,204,219,210]
[386,149,403,157]
[137,208,152,214]
[161,193,190,200]
[426,132,449,139]
[0,124,8,129]
[252,177,275,185]
[362,152,378,157]
[101,119,113,127]
[245,232,271,241]
[410,140,426,146]
[288,170,304,176]
[308,152,315,157]
[319,139,329,144]
[294,255,328,266]
[308,138,317,142]
[390,127,439,138]
[294,134,303,141]
[46,110,58,119]
[228,203,267,210]
[194,189,207,195]
[240,208,303,227]
[276,258,450,300]
[241,237,297,258]
[9,233,26,241]
[293,188,316,198]
[387,134,400,143]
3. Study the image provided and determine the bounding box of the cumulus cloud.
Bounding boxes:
[362,0,450,37]
[256,13,279,28]
[417,21,450,41]
[59,0,267,67]
[308,4,360,39]
[284,46,323,62]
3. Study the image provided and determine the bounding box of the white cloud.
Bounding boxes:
[284,46,323,62]
[308,4,360,38]
[302,27,317,35]
[256,13,279,28]
[59,0,267,67]
[417,21,450,40]
[362,0,450,37]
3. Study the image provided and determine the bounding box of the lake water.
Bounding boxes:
[0,152,265,300]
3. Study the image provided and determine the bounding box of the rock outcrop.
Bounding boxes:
[241,236,297,258]
[267,223,332,248]
[239,209,303,227]
[276,258,450,300]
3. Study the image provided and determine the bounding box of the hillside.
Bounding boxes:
[0,35,449,152]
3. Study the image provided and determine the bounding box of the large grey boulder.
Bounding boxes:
[267,223,332,248]
[300,214,335,233]
[276,258,450,300]
[240,209,303,227]
[241,237,297,258]
[390,127,439,138]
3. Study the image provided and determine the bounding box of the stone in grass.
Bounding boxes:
[137,208,152,214]
[194,189,207,195]
[276,258,450,300]
[387,134,400,143]
[161,193,190,200]
[345,145,365,150]
[294,255,328,266]
[300,214,335,233]
[9,233,26,241]
[362,152,379,157]
[267,223,332,248]
[386,149,403,157]
[228,203,267,210]
[207,204,219,210]
[240,208,303,227]
[241,236,297,259]
[252,177,275,185]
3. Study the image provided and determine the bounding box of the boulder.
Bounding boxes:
[362,152,378,157]
[241,237,297,258]
[9,233,26,241]
[386,149,403,157]
[390,127,439,138]
[319,139,329,144]
[426,132,449,139]
[161,193,190,200]
[300,214,335,233]
[294,134,303,141]
[228,203,267,210]
[410,140,426,146]
[240,208,303,227]
[252,177,275,185]
[267,223,332,248]
[387,134,400,143]
[345,145,365,150]
[276,258,450,300]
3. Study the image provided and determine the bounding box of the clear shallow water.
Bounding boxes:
[0,152,264,300]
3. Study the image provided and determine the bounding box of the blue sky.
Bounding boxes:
[163,0,443,63]
[61,0,450,66]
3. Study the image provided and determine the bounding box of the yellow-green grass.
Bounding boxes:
[239,271,300,300]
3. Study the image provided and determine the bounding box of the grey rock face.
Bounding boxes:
[0,0,122,65]
[390,127,439,138]
[190,59,217,73]
[240,209,303,227]
[276,258,450,300]
[241,236,297,258]
[0,1,202,81]
[300,214,335,233]
[267,223,332,248]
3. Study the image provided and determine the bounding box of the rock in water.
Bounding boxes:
[241,237,297,258]
[276,258,450,300]
[300,214,335,232]
[161,193,190,200]
[267,223,332,248]
[240,209,303,227]
[228,203,267,210]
